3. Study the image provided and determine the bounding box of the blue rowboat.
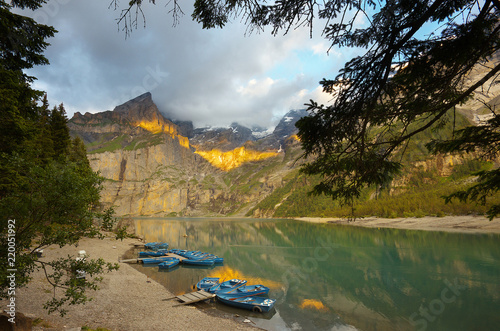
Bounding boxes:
[141,256,174,264]
[216,294,276,313]
[196,277,220,290]
[182,259,215,266]
[172,250,224,263]
[188,254,224,264]
[158,257,180,269]
[216,284,270,297]
[208,279,247,293]
[212,257,224,264]
[173,249,188,256]
[138,250,168,257]
[181,250,205,258]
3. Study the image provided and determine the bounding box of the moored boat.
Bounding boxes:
[141,256,174,264]
[196,277,220,290]
[216,294,276,313]
[207,279,247,293]
[216,284,270,297]
[158,257,180,269]
[188,254,224,264]
[138,250,168,257]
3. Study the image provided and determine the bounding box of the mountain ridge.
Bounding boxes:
[69,93,306,216]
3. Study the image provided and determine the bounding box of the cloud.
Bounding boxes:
[312,42,329,56]
[237,78,275,97]
[22,0,351,128]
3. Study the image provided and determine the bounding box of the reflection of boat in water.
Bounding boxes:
[157,264,180,273]
[214,299,277,320]
[216,294,276,313]
[180,264,217,270]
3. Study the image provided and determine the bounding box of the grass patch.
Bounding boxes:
[89,134,128,154]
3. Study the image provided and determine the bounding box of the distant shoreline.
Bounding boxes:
[133,215,500,234]
[293,215,500,234]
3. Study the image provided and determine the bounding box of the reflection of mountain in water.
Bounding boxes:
[133,218,500,331]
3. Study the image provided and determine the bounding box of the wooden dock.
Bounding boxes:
[167,253,187,261]
[164,290,215,307]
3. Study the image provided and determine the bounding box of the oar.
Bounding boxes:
[225,280,247,294]
[209,277,225,292]
[228,291,264,300]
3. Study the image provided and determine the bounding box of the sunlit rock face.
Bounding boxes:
[195,146,279,171]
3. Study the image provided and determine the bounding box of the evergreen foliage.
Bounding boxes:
[1,0,118,315]
[248,113,499,218]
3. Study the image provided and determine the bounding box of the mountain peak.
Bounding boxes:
[113,92,154,114]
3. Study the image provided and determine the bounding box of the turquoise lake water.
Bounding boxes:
[130,218,500,331]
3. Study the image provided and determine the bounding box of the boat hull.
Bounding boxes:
[138,250,168,257]
[182,259,215,266]
[196,277,220,290]
[141,256,173,264]
[217,294,276,313]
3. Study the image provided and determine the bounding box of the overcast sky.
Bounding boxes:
[22,0,363,129]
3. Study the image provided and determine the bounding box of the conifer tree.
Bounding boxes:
[50,103,71,158]
[69,136,90,167]
[34,93,55,162]
[1,1,119,315]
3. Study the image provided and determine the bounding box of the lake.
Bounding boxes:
[129,217,500,331]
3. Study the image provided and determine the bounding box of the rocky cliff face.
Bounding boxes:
[69,93,301,216]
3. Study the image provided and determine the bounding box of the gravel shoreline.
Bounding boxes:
[9,235,257,331]
[295,215,500,234]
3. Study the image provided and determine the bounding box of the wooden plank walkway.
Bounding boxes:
[164,290,215,307]
[166,253,187,261]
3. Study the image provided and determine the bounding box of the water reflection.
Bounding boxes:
[132,217,500,331]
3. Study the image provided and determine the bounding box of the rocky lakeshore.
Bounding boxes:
[9,235,256,331]
[295,215,500,234]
